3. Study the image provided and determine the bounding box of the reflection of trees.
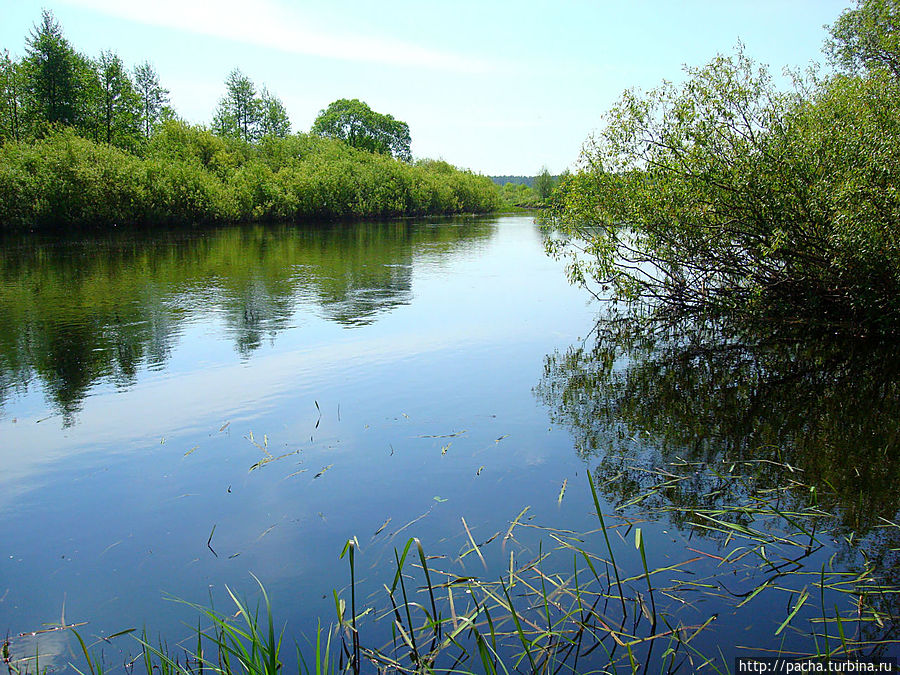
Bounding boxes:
[0,218,494,420]
[537,320,900,654]
[535,320,900,534]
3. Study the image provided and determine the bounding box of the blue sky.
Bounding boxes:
[1,0,849,175]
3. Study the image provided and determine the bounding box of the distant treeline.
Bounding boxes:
[0,11,499,229]
[490,175,537,188]
[492,168,567,209]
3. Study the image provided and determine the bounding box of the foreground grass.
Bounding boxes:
[4,466,899,674]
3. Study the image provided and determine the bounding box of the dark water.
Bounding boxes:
[1,216,898,671]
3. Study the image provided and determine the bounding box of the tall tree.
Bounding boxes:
[311,98,411,161]
[133,60,169,139]
[257,86,290,138]
[534,166,555,201]
[97,50,140,148]
[0,49,24,142]
[23,10,81,128]
[212,68,260,142]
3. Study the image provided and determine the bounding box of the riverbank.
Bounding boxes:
[0,124,501,230]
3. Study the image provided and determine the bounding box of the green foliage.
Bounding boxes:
[22,10,83,129]
[544,43,900,331]
[0,125,499,229]
[0,13,498,228]
[213,68,261,142]
[258,86,291,139]
[1,10,148,149]
[0,127,147,228]
[533,166,555,201]
[311,98,411,162]
[0,49,25,142]
[499,181,538,208]
[133,61,169,140]
[827,0,900,78]
[212,69,290,143]
[96,50,141,150]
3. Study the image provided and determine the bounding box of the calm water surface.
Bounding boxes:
[0,216,595,665]
[1,215,898,670]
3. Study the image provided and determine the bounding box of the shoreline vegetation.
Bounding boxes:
[0,11,503,230]
[542,1,900,334]
[0,126,502,230]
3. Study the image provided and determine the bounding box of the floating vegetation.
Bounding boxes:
[246,430,301,472]
[418,430,468,439]
[206,524,217,558]
[557,478,568,505]
[313,464,333,479]
[373,518,392,537]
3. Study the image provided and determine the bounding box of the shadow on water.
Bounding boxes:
[0,218,494,425]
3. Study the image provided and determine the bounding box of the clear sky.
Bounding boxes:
[1,0,850,176]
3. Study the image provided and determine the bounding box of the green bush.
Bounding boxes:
[544,48,900,332]
[0,124,501,230]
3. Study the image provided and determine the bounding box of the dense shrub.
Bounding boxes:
[0,122,500,229]
[544,49,900,332]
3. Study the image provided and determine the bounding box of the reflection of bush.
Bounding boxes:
[535,319,900,534]
[0,219,494,422]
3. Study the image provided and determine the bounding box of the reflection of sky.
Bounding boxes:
[0,217,598,661]
[0,322,517,496]
[0,218,588,482]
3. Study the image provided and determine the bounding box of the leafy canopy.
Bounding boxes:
[827,0,900,78]
[544,18,900,333]
[133,61,169,139]
[212,68,290,143]
[311,98,411,162]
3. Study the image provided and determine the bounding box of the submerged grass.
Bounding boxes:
[5,462,900,674]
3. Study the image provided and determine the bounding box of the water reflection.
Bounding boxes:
[536,319,900,533]
[536,319,900,657]
[0,219,493,423]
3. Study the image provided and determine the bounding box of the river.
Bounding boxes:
[1,215,898,672]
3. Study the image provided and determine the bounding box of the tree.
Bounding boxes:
[311,98,411,161]
[212,68,260,142]
[21,10,97,137]
[23,10,80,127]
[257,86,290,138]
[544,45,900,332]
[133,60,169,139]
[827,0,900,78]
[96,50,140,148]
[0,49,24,142]
[534,166,555,201]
